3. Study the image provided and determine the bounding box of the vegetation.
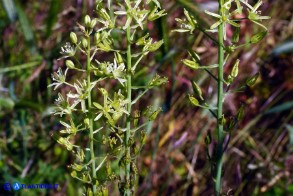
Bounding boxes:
[0,0,292,195]
[49,1,167,194]
[173,0,270,194]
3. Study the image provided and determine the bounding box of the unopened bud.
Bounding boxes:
[70,32,77,44]
[65,60,75,69]
[114,52,124,65]
[90,19,97,28]
[82,38,88,48]
[94,32,101,45]
[84,15,91,27]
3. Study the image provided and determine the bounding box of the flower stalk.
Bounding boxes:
[173,0,270,194]
[215,1,224,195]
[50,1,167,195]
[86,35,97,194]
[125,17,132,196]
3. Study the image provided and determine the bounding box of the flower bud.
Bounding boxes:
[90,18,97,28]
[71,171,77,178]
[84,15,91,27]
[136,33,149,46]
[70,32,77,44]
[71,164,83,171]
[114,52,124,65]
[65,60,75,69]
[82,38,88,48]
[94,32,101,45]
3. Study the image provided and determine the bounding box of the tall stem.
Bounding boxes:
[125,22,132,196]
[87,36,97,194]
[215,0,224,195]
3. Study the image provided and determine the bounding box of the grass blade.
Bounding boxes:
[0,61,40,73]
[15,0,36,52]
[1,0,17,21]
[46,0,62,38]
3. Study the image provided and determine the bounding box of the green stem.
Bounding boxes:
[87,36,97,194]
[125,22,132,196]
[215,0,225,195]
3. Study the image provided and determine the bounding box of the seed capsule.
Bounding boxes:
[246,72,260,86]
[232,27,240,43]
[189,95,199,106]
[183,59,199,69]
[250,31,267,44]
[231,59,239,78]
[205,132,211,145]
[148,40,164,52]
[192,81,204,100]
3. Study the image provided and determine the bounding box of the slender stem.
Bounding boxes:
[125,20,132,196]
[215,0,225,195]
[87,36,97,194]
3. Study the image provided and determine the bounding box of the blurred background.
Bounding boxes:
[0,0,292,195]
